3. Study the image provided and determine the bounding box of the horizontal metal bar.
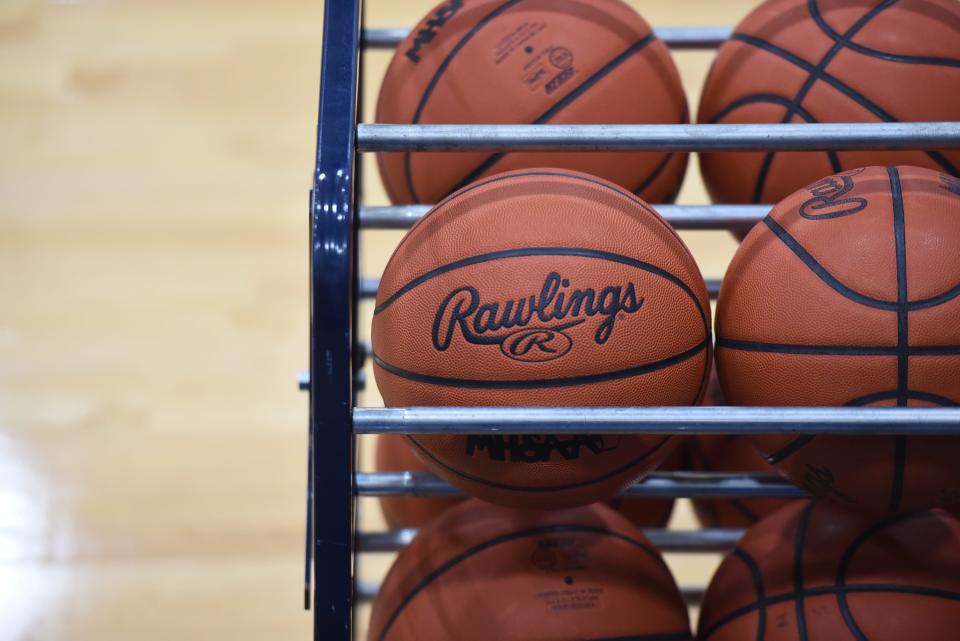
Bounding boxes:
[359,277,379,299]
[358,204,768,230]
[354,406,960,435]
[358,278,721,301]
[356,471,807,498]
[357,527,743,553]
[355,580,706,604]
[357,122,960,152]
[362,26,733,50]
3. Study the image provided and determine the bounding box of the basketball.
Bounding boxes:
[697,501,960,640]
[608,442,686,529]
[376,0,689,205]
[371,169,711,508]
[375,435,464,529]
[698,0,960,206]
[716,165,960,512]
[377,434,683,528]
[688,435,798,529]
[689,368,799,528]
[368,499,691,641]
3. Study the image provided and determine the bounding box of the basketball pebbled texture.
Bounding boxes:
[375,435,464,529]
[716,165,960,513]
[376,0,688,205]
[698,0,960,206]
[697,501,960,641]
[377,434,686,528]
[687,435,800,529]
[689,368,800,528]
[371,169,711,508]
[368,499,692,641]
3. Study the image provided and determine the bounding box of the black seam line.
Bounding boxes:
[732,548,767,641]
[731,33,959,175]
[707,93,838,177]
[765,435,816,465]
[376,523,661,641]
[845,389,960,407]
[715,338,960,357]
[374,247,709,334]
[406,432,672,494]
[890,167,910,407]
[810,0,960,68]
[709,93,822,125]
[729,498,762,523]
[402,0,527,202]
[763,216,899,311]
[631,152,675,197]
[794,501,814,641]
[698,582,960,641]
[390,169,693,275]
[374,338,708,390]
[834,510,934,641]
[444,33,657,196]
[751,0,898,204]
[750,0,892,203]
[889,165,909,513]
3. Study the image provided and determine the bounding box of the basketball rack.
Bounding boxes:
[306,2,960,639]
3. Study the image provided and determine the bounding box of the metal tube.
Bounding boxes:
[355,470,808,498]
[357,527,744,553]
[357,122,960,152]
[353,406,960,435]
[358,204,769,230]
[361,26,733,50]
[354,580,707,604]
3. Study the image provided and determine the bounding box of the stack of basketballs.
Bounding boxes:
[366,1,960,639]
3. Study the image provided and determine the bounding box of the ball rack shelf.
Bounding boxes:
[307,1,960,639]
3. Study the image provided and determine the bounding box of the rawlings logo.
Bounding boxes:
[799,168,868,220]
[431,272,644,361]
[404,0,464,63]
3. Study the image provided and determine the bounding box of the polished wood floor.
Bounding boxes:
[0,1,753,638]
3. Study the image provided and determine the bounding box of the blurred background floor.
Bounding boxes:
[0,0,752,639]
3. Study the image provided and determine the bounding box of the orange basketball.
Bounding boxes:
[376,434,683,528]
[716,165,960,513]
[608,441,686,529]
[376,0,688,205]
[371,169,711,508]
[698,0,960,206]
[375,436,464,529]
[688,368,799,528]
[368,499,691,641]
[688,435,799,529]
[698,501,960,641]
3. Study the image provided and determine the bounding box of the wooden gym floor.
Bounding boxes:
[0,0,752,638]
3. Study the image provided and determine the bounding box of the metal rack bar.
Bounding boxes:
[357,122,960,152]
[354,406,960,435]
[357,527,745,553]
[358,203,769,230]
[361,26,733,50]
[356,470,807,499]
[310,0,360,636]
[355,581,708,605]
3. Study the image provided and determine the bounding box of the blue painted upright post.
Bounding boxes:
[310,0,361,639]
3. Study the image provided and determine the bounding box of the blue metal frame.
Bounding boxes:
[310,0,362,639]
